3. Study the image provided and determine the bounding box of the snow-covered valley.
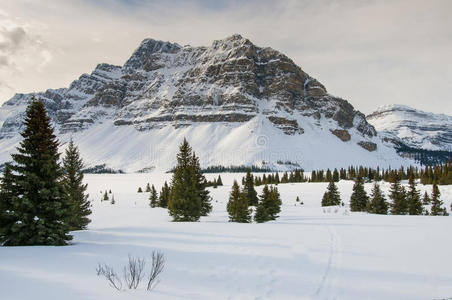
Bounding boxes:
[1,172,451,300]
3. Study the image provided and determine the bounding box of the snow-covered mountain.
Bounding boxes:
[367,104,452,152]
[0,34,410,172]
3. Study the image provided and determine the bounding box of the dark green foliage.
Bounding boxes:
[103,191,109,201]
[407,174,423,215]
[243,170,258,206]
[349,177,369,212]
[62,139,91,230]
[158,181,170,208]
[0,164,17,244]
[216,175,223,186]
[2,100,71,246]
[149,185,158,208]
[430,182,448,216]
[367,183,388,214]
[145,183,151,192]
[191,153,212,216]
[252,169,306,186]
[110,194,115,205]
[168,139,210,221]
[296,196,300,202]
[254,185,282,223]
[422,191,431,205]
[137,187,143,193]
[226,180,251,223]
[321,181,341,207]
[389,175,408,215]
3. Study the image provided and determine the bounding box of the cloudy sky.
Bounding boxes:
[0,0,451,115]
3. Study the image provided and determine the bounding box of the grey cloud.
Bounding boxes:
[0,26,28,53]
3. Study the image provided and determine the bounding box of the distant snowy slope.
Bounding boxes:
[0,35,413,171]
[367,104,452,152]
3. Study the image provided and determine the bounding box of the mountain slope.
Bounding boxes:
[0,35,411,172]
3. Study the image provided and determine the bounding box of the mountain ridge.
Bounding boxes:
[0,34,413,171]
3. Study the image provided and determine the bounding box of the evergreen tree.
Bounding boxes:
[226,180,251,223]
[191,153,212,216]
[3,100,71,246]
[296,196,300,202]
[389,175,408,215]
[367,183,388,214]
[321,181,341,206]
[0,163,18,244]
[422,191,431,205]
[349,176,369,212]
[430,181,448,216]
[62,139,91,230]
[145,183,151,192]
[407,174,423,215]
[212,178,218,188]
[110,194,115,205]
[149,185,158,208]
[168,139,202,221]
[103,190,109,201]
[254,185,270,223]
[217,175,223,186]
[158,181,170,208]
[254,185,282,222]
[137,187,143,193]
[243,170,258,206]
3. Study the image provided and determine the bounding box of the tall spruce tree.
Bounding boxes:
[350,176,369,212]
[243,170,258,206]
[267,186,282,220]
[367,183,388,214]
[226,180,251,223]
[5,100,71,246]
[149,185,158,208]
[168,139,203,221]
[254,185,270,223]
[389,174,408,215]
[158,181,170,208]
[407,174,423,215]
[217,175,223,186]
[422,191,431,205]
[430,181,448,216]
[62,139,91,230]
[321,181,341,206]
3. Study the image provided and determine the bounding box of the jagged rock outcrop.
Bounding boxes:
[331,129,351,142]
[357,141,377,152]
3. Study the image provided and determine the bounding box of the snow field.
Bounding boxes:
[1,172,452,299]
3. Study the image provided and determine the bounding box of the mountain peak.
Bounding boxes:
[124,38,181,70]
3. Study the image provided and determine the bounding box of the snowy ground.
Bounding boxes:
[1,172,452,300]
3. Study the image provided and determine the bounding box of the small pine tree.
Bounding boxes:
[254,185,270,223]
[389,175,408,215]
[158,181,170,208]
[430,181,448,216]
[422,191,431,205]
[243,170,258,206]
[103,191,109,201]
[145,183,151,192]
[149,185,158,208]
[213,178,218,188]
[109,189,112,194]
[254,185,282,222]
[217,175,223,186]
[62,139,91,230]
[321,181,341,207]
[296,196,300,202]
[110,194,115,205]
[226,180,251,223]
[137,187,143,193]
[407,174,423,215]
[4,100,71,245]
[350,176,369,212]
[367,183,388,214]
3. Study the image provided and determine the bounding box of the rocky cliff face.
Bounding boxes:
[0,34,407,171]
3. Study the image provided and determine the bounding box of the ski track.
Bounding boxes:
[315,222,343,299]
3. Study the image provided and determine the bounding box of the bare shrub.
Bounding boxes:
[147,250,165,291]
[96,252,165,292]
[123,255,146,289]
[96,263,123,291]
